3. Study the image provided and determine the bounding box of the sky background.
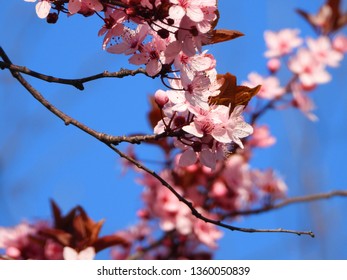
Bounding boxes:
[1,0,347,259]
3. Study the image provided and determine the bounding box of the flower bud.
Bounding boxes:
[267,58,281,73]
[154,90,169,108]
[333,35,347,53]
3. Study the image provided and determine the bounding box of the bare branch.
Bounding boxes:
[0,47,173,146]
[109,144,315,237]
[0,60,150,90]
[227,190,347,217]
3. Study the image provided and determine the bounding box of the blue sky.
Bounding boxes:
[1,0,347,259]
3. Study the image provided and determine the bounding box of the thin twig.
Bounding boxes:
[226,190,347,217]
[0,60,149,90]
[1,46,315,237]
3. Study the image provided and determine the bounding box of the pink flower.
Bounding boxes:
[252,169,287,200]
[128,33,166,76]
[68,0,103,15]
[218,154,254,210]
[175,135,225,170]
[288,48,331,88]
[248,125,276,148]
[24,0,51,19]
[107,24,149,55]
[307,36,343,67]
[243,72,285,100]
[141,171,193,234]
[181,72,212,110]
[174,51,216,81]
[99,9,127,49]
[63,246,95,260]
[210,105,254,149]
[264,29,303,58]
[0,222,37,258]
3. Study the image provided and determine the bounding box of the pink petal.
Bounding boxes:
[200,149,216,170]
[68,0,82,14]
[63,247,78,260]
[186,7,204,22]
[169,5,185,20]
[78,247,95,260]
[35,1,51,18]
[178,149,197,166]
[146,59,162,77]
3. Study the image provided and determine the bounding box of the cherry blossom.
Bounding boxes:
[175,135,225,170]
[251,169,287,201]
[243,72,285,100]
[107,24,149,55]
[98,9,127,49]
[247,125,276,148]
[208,105,254,148]
[264,29,303,58]
[68,0,103,15]
[306,36,343,67]
[288,48,331,88]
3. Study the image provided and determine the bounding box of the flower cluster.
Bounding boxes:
[244,28,347,121]
[24,0,253,170]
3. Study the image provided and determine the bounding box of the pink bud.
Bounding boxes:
[154,90,169,108]
[267,58,281,73]
[333,35,347,53]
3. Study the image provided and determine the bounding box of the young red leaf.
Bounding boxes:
[209,72,261,115]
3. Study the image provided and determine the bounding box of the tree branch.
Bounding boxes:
[0,47,173,146]
[226,190,347,217]
[108,144,315,237]
[0,60,149,90]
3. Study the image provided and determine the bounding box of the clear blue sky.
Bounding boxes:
[1,0,346,259]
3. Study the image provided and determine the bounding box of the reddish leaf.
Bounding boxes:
[148,96,162,129]
[92,235,130,253]
[296,0,347,34]
[209,73,261,115]
[50,199,78,230]
[203,29,244,46]
[39,228,72,247]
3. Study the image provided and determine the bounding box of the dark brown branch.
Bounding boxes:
[227,190,347,217]
[1,46,315,237]
[0,60,149,90]
[0,47,172,146]
[108,144,315,237]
